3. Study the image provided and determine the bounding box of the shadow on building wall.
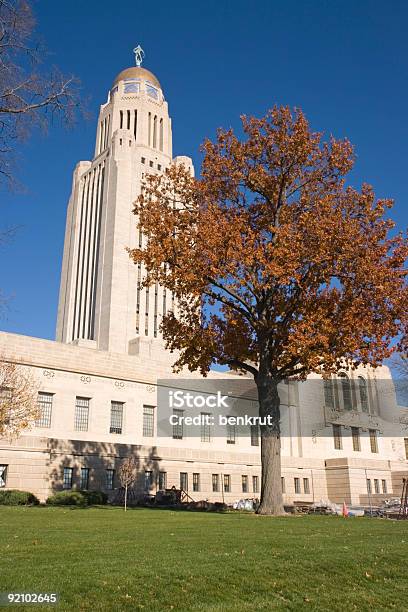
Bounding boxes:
[46,438,160,501]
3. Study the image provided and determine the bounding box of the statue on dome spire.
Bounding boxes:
[133,45,145,67]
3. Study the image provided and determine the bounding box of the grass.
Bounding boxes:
[0,507,407,611]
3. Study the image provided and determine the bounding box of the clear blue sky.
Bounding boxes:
[1,0,407,341]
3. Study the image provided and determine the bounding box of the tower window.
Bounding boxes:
[148,112,151,146]
[153,115,157,148]
[159,118,163,151]
[120,110,123,129]
[127,110,131,130]
[146,83,159,99]
[124,80,140,94]
[141,157,145,164]
[149,160,153,168]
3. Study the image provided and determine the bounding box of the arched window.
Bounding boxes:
[339,373,352,410]
[153,115,157,148]
[323,378,334,408]
[148,112,151,146]
[359,376,369,413]
[159,118,163,151]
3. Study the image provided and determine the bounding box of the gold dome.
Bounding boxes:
[113,66,161,89]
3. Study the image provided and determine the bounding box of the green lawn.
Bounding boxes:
[0,507,407,611]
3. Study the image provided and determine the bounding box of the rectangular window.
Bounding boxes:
[303,478,310,494]
[110,401,124,434]
[367,479,372,494]
[144,470,153,491]
[242,475,248,493]
[351,427,360,451]
[382,479,387,494]
[63,467,73,490]
[80,467,89,490]
[193,473,200,492]
[172,409,184,439]
[36,392,53,428]
[143,405,155,437]
[369,429,378,453]
[250,424,259,446]
[106,469,115,490]
[374,478,380,494]
[294,477,301,494]
[252,475,259,494]
[223,474,231,493]
[158,471,167,490]
[281,476,285,493]
[180,472,188,491]
[0,465,7,488]
[405,438,408,460]
[141,156,145,164]
[226,421,236,444]
[212,474,219,492]
[200,413,211,442]
[333,424,342,450]
[75,397,90,432]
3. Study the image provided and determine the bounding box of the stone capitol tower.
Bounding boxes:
[56,48,194,354]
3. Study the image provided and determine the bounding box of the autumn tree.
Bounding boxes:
[0,358,39,438]
[0,0,82,185]
[130,107,408,515]
[118,456,137,511]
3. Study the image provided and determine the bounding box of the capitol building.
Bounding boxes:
[1,53,407,505]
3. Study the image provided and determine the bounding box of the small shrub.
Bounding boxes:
[0,489,39,505]
[46,490,108,506]
[79,490,108,505]
[46,491,87,506]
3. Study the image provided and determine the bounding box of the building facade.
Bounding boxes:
[1,55,407,505]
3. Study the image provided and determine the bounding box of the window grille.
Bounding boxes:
[36,392,53,428]
[75,397,89,431]
[143,406,155,437]
[110,401,124,434]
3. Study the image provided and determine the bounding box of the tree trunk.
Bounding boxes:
[256,374,285,516]
[124,483,128,512]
